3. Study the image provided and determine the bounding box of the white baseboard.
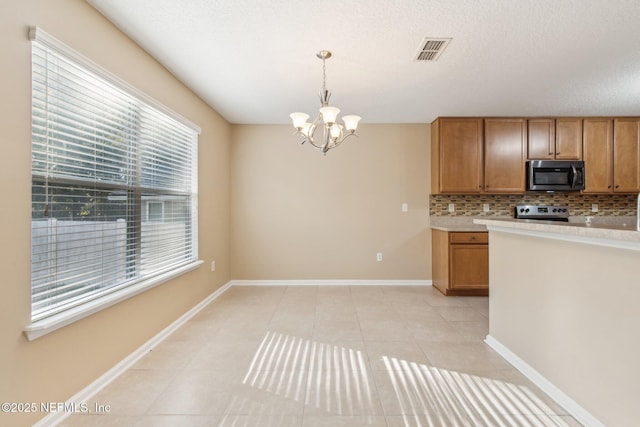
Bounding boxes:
[230,279,432,287]
[35,281,233,427]
[484,334,605,427]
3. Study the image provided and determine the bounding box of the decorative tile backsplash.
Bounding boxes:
[430,193,637,217]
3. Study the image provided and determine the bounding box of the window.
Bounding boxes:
[147,202,164,222]
[29,28,200,328]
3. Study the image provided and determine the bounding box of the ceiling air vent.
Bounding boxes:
[414,37,452,61]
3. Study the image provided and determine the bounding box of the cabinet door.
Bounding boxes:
[528,119,555,159]
[555,118,583,159]
[431,229,450,295]
[450,244,488,290]
[583,119,613,193]
[613,118,640,193]
[484,118,526,193]
[436,118,483,193]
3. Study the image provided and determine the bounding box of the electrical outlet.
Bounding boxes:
[448,203,455,213]
[210,261,216,271]
[483,203,490,212]
[402,203,408,213]
[592,204,599,213]
[376,253,383,262]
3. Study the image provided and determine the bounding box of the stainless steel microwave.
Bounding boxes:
[527,160,585,191]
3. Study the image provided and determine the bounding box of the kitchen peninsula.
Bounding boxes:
[474,217,640,427]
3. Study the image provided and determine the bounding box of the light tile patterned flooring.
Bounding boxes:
[61,285,582,426]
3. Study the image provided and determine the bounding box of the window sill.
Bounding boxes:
[24,260,203,341]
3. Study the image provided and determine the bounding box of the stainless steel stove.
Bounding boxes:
[515,204,570,222]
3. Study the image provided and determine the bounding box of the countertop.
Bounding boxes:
[430,224,489,232]
[430,217,490,232]
[473,217,640,249]
[431,215,638,233]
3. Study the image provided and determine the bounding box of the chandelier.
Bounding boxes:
[289,50,361,155]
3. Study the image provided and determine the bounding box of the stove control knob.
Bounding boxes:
[552,208,557,212]
[525,208,530,213]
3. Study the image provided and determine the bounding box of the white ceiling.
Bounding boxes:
[86,0,640,125]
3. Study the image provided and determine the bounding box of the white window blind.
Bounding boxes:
[30,28,199,323]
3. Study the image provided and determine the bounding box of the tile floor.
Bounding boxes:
[60,285,582,426]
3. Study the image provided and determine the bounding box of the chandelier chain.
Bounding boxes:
[321,58,327,93]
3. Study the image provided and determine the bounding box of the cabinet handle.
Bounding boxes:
[615,184,620,188]
[556,151,561,155]
[608,185,612,189]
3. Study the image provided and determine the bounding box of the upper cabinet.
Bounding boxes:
[431,118,484,194]
[527,118,582,160]
[555,118,583,159]
[484,118,527,193]
[612,118,640,193]
[585,118,640,193]
[431,117,525,194]
[583,118,613,193]
[432,116,639,195]
[527,119,555,159]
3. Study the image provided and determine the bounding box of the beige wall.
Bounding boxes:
[230,124,431,280]
[0,2,433,424]
[488,231,640,427]
[0,1,231,425]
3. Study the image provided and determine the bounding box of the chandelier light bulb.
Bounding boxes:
[319,106,340,124]
[330,123,343,139]
[289,112,309,129]
[342,115,361,132]
[301,122,312,137]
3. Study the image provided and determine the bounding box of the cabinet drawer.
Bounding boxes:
[449,232,488,244]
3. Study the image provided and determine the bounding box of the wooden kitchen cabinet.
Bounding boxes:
[431,115,638,195]
[613,118,640,193]
[586,118,640,193]
[484,118,527,193]
[432,230,488,296]
[583,118,613,193]
[431,117,525,194]
[528,118,582,160]
[527,118,555,159]
[555,118,583,159]
[431,118,483,194]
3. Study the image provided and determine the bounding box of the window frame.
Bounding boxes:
[25,27,203,341]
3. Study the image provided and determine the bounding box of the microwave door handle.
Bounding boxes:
[571,164,577,188]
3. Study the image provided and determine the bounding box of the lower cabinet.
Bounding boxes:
[432,230,489,296]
